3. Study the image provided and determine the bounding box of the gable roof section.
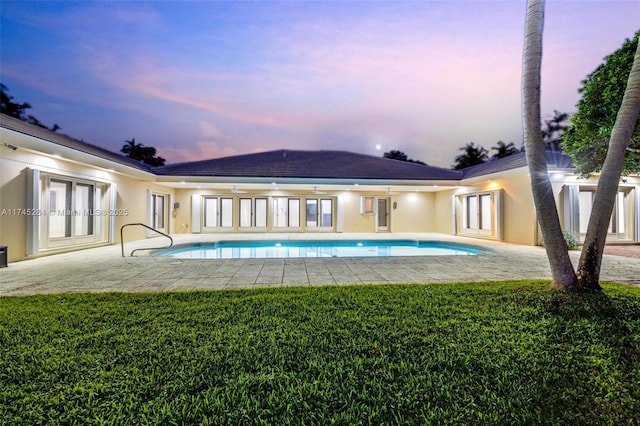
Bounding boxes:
[1,114,151,172]
[154,149,464,181]
[461,151,574,179]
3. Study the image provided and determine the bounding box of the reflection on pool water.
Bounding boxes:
[153,240,480,259]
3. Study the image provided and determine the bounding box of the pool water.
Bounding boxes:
[154,240,480,259]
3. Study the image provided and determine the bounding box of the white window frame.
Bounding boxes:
[239,197,268,229]
[306,197,334,229]
[577,187,632,241]
[202,196,235,230]
[40,174,108,250]
[456,189,502,240]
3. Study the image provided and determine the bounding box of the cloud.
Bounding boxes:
[4,1,638,167]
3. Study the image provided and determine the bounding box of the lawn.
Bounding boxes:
[1,281,639,425]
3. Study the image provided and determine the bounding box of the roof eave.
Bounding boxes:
[1,127,157,180]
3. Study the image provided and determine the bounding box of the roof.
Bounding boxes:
[154,149,464,180]
[1,114,151,172]
[461,151,574,179]
[3,114,576,182]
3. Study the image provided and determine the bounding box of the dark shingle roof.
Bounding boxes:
[461,151,574,179]
[154,149,464,180]
[2,114,576,182]
[1,114,151,171]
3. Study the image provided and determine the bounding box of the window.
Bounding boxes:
[42,176,107,249]
[306,198,333,228]
[579,189,629,239]
[204,197,218,227]
[273,197,300,228]
[306,199,318,227]
[360,196,375,214]
[239,198,252,227]
[151,193,165,230]
[49,179,72,238]
[458,191,498,237]
[239,198,268,228]
[255,198,267,227]
[203,197,234,228]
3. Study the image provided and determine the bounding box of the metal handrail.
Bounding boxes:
[120,223,173,257]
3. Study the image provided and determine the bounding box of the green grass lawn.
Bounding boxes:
[1,281,639,425]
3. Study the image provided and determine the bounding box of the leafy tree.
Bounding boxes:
[522,1,640,291]
[522,0,577,290]
[542,110,570,151]
[1,84,32,120]
[1,84,61,131]
[452,142,488,169]
[576,35,640,287]
[490,141,520,159]
[563,30,640,176]
[121,138,166,167]
[383,149,426,165]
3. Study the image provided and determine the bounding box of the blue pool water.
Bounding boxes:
[153,240,480,259]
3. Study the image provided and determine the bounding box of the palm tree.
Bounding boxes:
[576,35,640,288]
[491,141,520,159]
[452,142,488,169]
[121,138,166,166]
[1,84,32,120]
[522,0,577,290]
[121,138,145,159]
[542,110,570,151]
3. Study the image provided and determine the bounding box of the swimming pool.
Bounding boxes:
[153,240,480,259]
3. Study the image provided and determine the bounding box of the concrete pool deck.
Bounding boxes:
[1,233,639,296]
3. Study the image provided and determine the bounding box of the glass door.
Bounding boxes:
[151,193,166,232]
[377,198,389,231]
[273,197,300,228]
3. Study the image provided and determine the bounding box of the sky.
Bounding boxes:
[1,1,638,168]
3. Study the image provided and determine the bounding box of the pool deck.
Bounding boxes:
[1,233,639,296]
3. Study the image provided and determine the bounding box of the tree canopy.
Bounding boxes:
[563,31,640,176]
[452,142,488,169]
[490,141,520,159]
[121,138,166,167]
[383,150,426,165]
[542,110,570,151]
[1,84,61,132]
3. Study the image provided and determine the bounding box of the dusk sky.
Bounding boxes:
[1,1,638,168]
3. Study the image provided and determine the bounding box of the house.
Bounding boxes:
[1,114,639,263]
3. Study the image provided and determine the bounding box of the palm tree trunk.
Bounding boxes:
[522,0,578,290]
[576,36,640,289]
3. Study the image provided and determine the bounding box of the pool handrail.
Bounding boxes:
[120,223,173,257]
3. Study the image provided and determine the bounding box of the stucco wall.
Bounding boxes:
[455,175,537,245]
[433,190,456,235]
[389,192,435,233]
[494,175,537,245]
[171,189,435,234]
[0,144,173,262]
[0,145,28,262]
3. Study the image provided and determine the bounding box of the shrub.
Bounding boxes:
[562,229,578,250]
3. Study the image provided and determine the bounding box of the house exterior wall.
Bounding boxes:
[170,189,436,234]
[0,145,29,262]
[453,174,537,245]
[390,191,436,233]
[554,174,640,244]
[0,143,173,262]
[434,190,456,235]
[4,119,639,266]
[497,174,537,245]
